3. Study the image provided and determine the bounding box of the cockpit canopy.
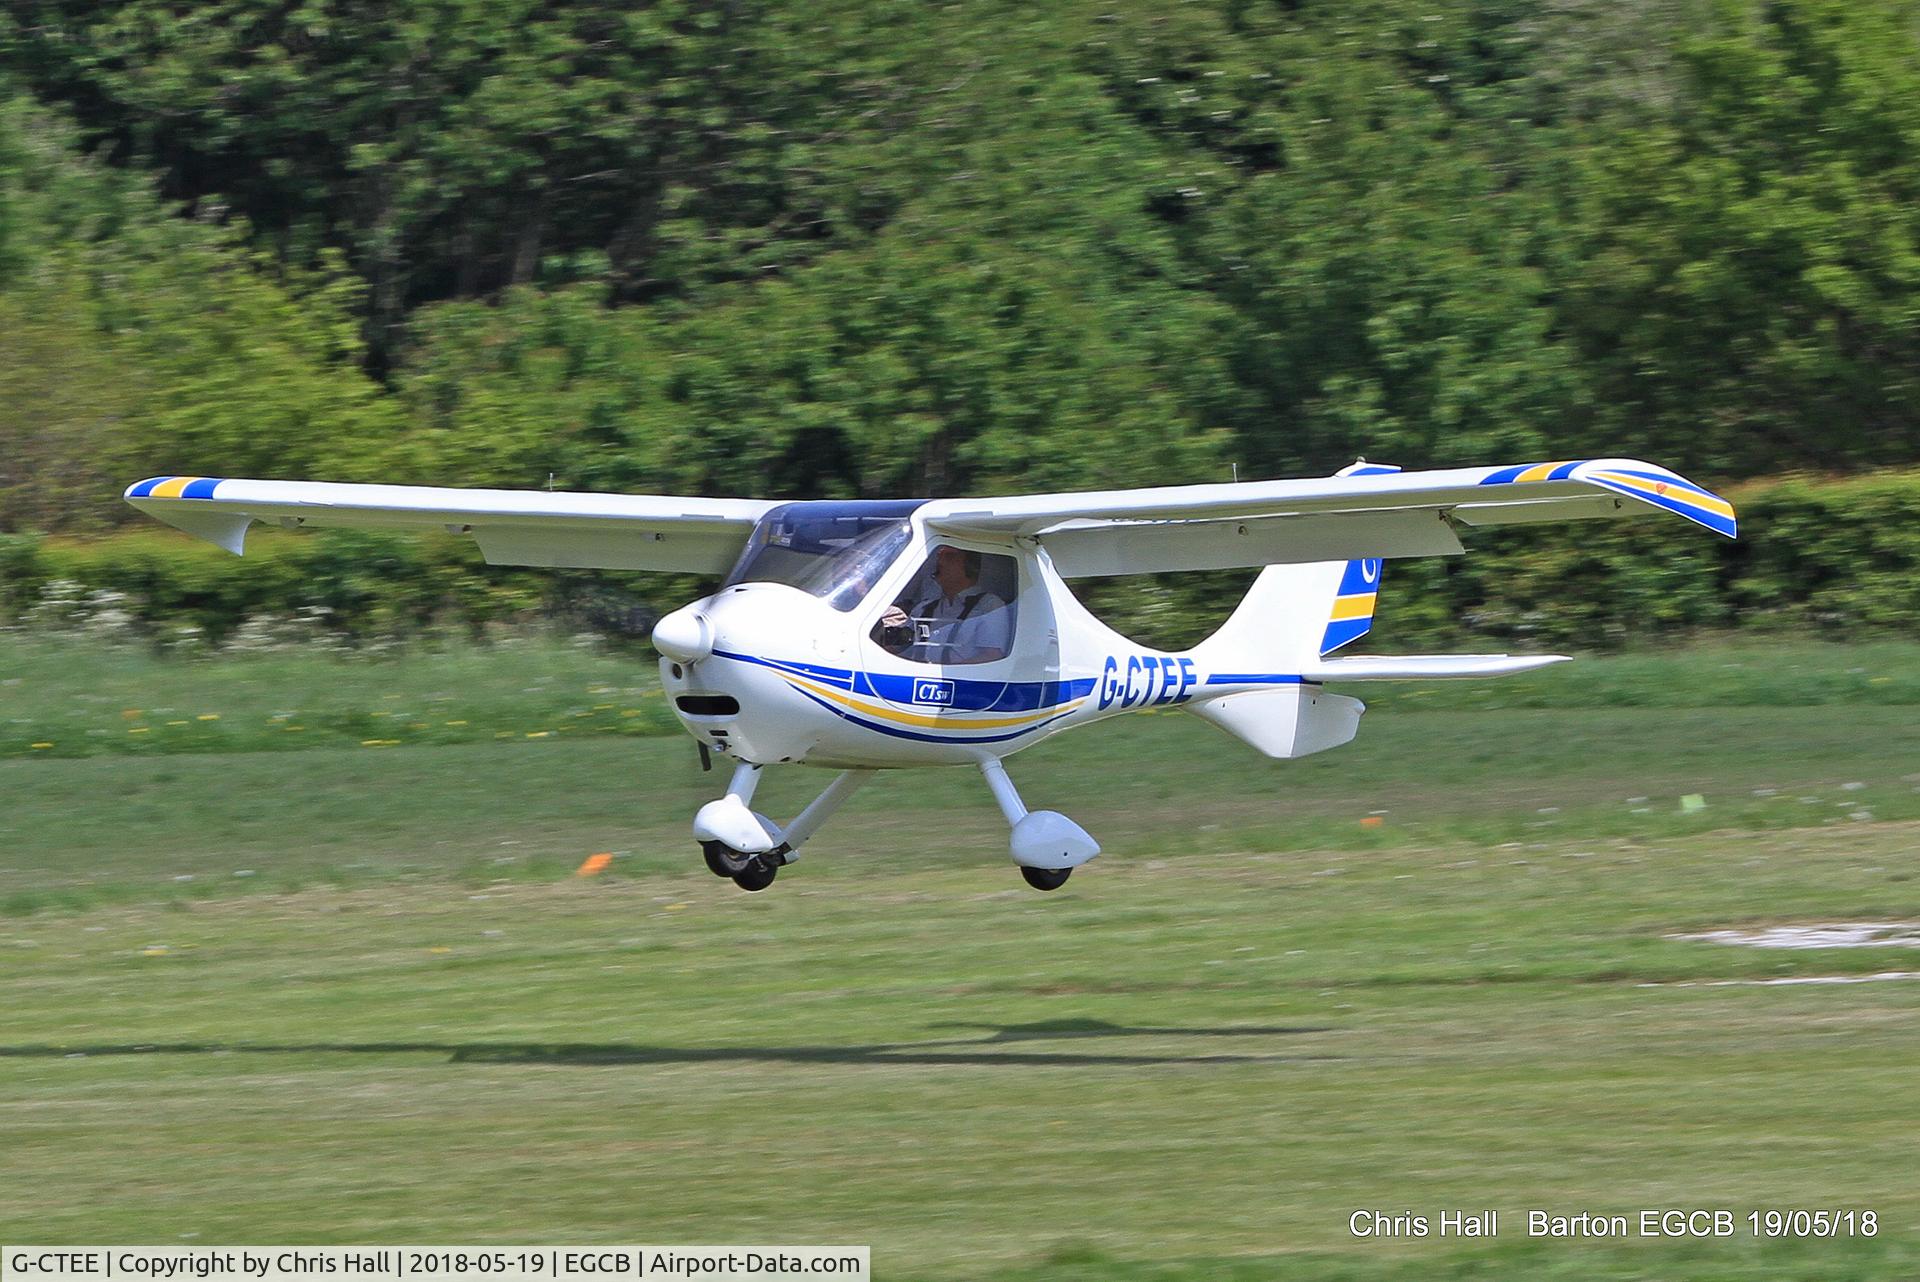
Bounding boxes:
[721,500,925,612]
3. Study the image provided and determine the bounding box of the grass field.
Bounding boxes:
[4,638,1920,1278]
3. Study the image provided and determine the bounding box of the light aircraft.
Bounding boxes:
[126,457,1735,892]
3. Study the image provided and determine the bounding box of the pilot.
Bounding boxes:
[881,545,1011,665]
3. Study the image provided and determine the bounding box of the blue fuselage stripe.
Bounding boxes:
[1203,674,1307,685]
[710,652,1318,744]
[713,649,1096,712]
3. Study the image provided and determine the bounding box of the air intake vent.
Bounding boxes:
[676,695,740,717]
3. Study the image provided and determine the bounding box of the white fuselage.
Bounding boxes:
[659,522,1306,769]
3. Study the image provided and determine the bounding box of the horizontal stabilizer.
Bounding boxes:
[1302,654,1569,681]
[1186,686,1365,760]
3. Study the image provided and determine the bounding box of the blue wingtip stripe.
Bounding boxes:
[1603,487,1738,537]
[127,476,228,499]
[1599,467,1724,502]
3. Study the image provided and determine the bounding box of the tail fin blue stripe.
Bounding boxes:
[1321,617,1373,653]
[1321,557,1382,655]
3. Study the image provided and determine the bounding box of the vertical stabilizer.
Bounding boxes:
[1179,460,1394,760]
[1190,458,1400,672]
[1191,559,1352,673]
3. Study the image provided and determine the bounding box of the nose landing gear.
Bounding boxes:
[692,763,873,891]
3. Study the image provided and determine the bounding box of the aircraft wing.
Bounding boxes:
[920,458,1736,576]
[123,476,776,573]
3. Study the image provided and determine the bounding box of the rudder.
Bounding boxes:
[1321,557,1383,654]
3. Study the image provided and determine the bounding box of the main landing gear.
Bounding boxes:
[979,757,1102,892]
[690,758,1102,892]
[1020,865,1073,891]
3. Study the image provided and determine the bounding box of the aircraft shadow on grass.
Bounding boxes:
[0,1020,1337,1069]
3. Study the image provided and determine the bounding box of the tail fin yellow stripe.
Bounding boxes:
[1329,593,1377,622]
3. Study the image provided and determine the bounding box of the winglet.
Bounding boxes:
[124,477,252,555]
[1573,461,1736,538]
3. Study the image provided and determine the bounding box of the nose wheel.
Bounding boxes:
[730,854,779,892]
[701,839,748,878]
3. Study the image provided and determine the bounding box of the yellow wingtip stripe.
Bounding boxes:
[1516,461,1570,483]
[1592,471,1736,519]
[148,476,202,499]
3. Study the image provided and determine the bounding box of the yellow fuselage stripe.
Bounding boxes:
[782,673,1083,730]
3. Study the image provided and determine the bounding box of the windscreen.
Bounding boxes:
[722,500,925,612]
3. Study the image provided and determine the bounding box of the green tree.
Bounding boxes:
[1554,0,1920,471]
[0,92,406,530]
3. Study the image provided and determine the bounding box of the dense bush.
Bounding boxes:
[2,2,1918,644]
[0,528,541,645]
[7,2,1920,532]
